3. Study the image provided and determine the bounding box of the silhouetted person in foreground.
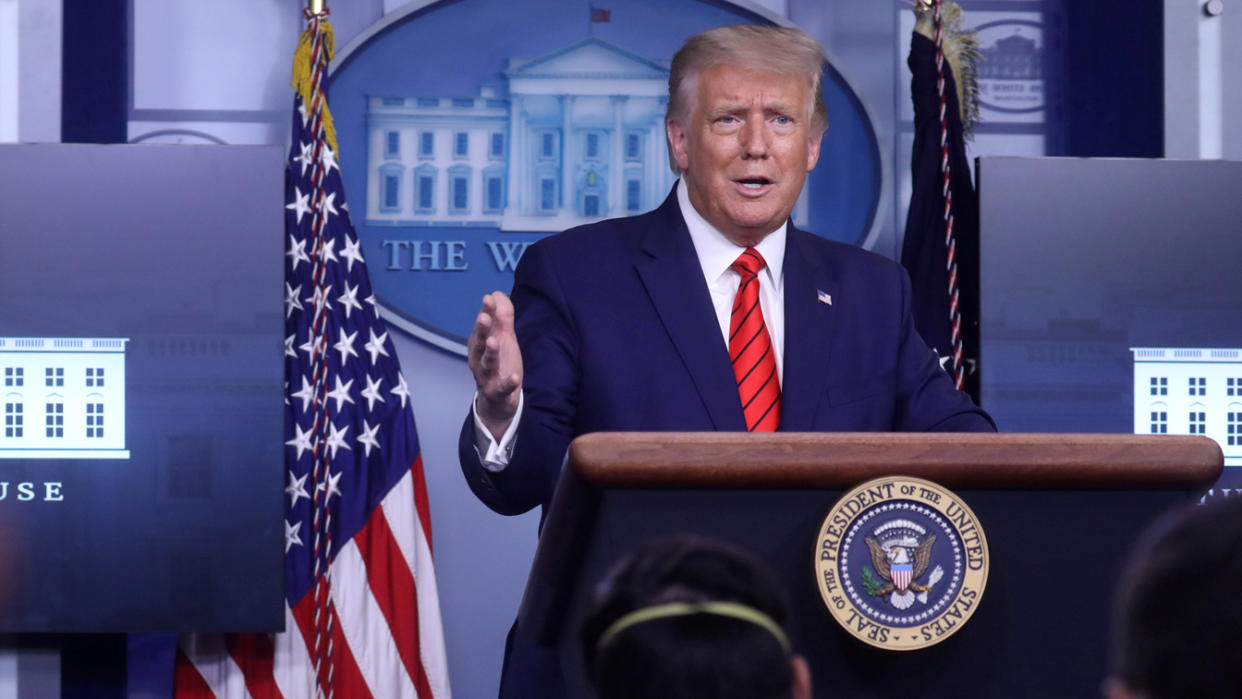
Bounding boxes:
[582,537,812,699]
[1106,496,1242,699]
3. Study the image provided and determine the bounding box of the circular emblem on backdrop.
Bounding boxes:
[329,0,884,354]
[974,19,1045,114]
[813,476,988,651]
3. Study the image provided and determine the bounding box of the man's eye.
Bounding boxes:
[717,116,738,124]
[774,116,792,125]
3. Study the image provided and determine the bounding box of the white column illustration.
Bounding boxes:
[610,95,626,215]
[649,120,665,205]
[509,104,524,214]
[560,95,575,214]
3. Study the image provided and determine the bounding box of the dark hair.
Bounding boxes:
[581,536,795,699]
[1111,496,1242,699]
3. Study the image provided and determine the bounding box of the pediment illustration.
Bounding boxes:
[506,38,669,79]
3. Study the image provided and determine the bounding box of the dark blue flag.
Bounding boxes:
[901,4,982,403]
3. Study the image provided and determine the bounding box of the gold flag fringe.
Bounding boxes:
[914,1,982,139]
[290,20,339,160]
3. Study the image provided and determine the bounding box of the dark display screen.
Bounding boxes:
[0,144,285,631]
[979,157,1242,492]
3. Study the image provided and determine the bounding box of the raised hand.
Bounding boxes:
[467,291,524,441]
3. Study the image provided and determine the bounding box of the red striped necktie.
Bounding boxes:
[729,248,781,432]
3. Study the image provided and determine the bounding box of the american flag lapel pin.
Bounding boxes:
[817,289,833,306]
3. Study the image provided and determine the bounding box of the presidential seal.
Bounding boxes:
[813,476,988,650]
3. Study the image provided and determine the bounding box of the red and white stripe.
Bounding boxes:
[174,463,450,698]
[892,567,913,592]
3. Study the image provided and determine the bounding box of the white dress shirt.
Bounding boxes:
[472,179,787,471]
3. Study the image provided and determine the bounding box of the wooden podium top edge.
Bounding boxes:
[567,433,1224,490]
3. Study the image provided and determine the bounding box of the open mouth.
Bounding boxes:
[736,177,773,191]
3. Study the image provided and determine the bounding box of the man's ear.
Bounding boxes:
[666,119,691,173]
[805,128,824,172]
[791,655,812,699]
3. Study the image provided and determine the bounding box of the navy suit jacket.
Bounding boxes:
[459,188,994,517]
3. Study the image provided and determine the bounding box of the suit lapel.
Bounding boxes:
[779,226,839,430]
[634,192,747,431]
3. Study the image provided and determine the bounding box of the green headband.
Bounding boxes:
[597,601,791,654]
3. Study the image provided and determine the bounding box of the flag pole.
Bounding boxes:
[297,1,337,693]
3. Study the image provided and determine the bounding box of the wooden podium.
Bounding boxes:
[517,433,1221,698]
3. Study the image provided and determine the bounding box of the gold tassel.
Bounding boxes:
[914,1,982,139]
[290,21,339,160]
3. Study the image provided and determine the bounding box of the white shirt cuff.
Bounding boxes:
[472,389,523,472]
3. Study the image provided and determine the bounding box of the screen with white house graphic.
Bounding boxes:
[0,143,285,632]
[1,338,129,459]
[979,157,1242,497]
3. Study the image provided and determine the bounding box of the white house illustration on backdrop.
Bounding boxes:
[1132,347,1242,466]
[364,38,811,231]
[1,337,130,460]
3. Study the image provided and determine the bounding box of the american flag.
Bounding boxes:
[174,9,450,698]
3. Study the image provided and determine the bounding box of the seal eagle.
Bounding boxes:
[865,534,937,609]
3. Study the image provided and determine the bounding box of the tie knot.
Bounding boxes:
[731,248,766,278]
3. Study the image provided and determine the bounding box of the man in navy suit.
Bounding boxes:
[462,24,993,516]
[461,23,994,696]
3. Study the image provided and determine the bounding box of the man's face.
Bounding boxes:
[667,63,823,247]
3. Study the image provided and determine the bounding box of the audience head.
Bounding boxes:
[1106,496,1242,699]
[582,536,811,699]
